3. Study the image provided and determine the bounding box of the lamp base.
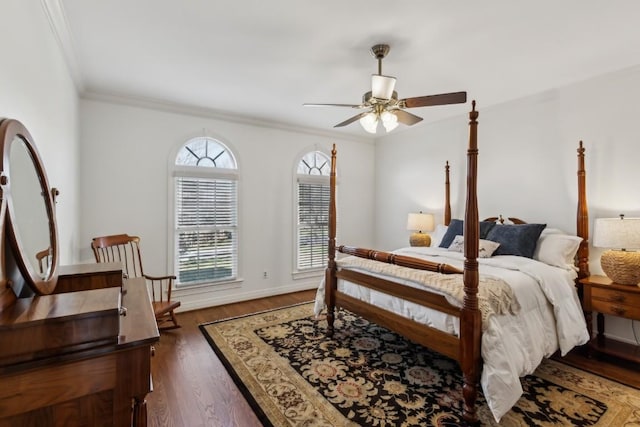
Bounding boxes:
[409,232,431,247]
[601,250,640,285]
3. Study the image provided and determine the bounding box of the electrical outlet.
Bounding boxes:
[263,271,268,279]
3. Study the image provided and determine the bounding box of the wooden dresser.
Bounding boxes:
[0,118,159,426]
[56,261,124,293]
[0,274,159,426]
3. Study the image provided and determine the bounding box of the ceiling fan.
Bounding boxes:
[304,44,467,133]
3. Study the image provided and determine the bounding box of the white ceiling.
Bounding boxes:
[53,0,640,138]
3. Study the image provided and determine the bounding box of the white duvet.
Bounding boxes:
[314,246,589,422]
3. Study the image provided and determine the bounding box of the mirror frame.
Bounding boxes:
[0,118,59,295]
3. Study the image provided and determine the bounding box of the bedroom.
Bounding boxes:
[1,1,640,425]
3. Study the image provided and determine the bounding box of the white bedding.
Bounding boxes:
[314,246,589,422]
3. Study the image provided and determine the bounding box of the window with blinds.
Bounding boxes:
[174,137,238,286]
[297,180,329,270]
[296,151,331,271]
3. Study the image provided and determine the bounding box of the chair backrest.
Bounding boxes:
[91,234,144,279]
[35,248,52,276]
[92,233,180,329]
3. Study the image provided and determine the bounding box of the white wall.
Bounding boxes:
[0,1,80,265]
[79,97,375,310]
[375,65,640,344]
[6,1,636,342]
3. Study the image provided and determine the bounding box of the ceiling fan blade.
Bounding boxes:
[303,103,364,108]
[392,109,423,126]
[334,111,370,128]
[401,91,467,108]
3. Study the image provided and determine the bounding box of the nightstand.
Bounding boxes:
[580,275,640,363]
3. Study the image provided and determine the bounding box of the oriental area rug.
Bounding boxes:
[199,303,640,426]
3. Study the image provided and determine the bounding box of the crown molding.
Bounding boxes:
[40,0,85,92]
[81,90,374,144]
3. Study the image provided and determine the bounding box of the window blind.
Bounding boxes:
[175,177,237,285]
[297,181,329,270]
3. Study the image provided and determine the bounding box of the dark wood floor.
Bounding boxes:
[555,345,640,389]
[147,289,316,427]
[147,289,640,426]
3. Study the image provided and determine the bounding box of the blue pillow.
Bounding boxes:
[438,219,497,248]
[485,223,547,258]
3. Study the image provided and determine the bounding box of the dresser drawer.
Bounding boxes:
[591,298,640,320]
[591,286,640,306]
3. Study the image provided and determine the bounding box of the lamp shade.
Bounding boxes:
[593,217,640,285]
[593,217,640,249]
[407,212,434,247]
[380,110,398,132]
[406,212,434,232]
[359,112,378,133]
[359,110,400,134]
[371,75,396,100]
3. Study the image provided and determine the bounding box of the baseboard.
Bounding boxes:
[176,281,318,312]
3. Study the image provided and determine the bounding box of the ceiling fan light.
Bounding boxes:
[359,112,378,133]
[381,110,399,132]
[371,75,396,100]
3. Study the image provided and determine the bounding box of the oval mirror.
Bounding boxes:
[0,119,58,295]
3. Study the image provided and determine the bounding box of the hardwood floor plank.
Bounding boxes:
[147,290,315,427]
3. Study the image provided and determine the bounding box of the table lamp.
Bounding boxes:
[406,211,435,247]
[593,215,640,285]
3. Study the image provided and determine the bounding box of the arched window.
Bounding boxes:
[295,150,331,271]
[173,137,238,286]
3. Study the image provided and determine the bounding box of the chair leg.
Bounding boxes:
[157,310,181,331]
[170,310,180,328]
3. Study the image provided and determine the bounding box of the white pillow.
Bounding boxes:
[540,227,566,236]
[534,233,583,270]
[430,224,448,247]
[447,235,500,258]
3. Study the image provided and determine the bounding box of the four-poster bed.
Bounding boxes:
[322,102,590,424]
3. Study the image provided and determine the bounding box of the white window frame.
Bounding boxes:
[292,149,332,279]
[169,136,240,289]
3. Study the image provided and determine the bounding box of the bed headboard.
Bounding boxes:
[441,140,590,279]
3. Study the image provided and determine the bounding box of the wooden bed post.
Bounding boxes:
[576,141,590,279]
[444,161,451,226]
[325,144,338,336]
[461,101,481,426]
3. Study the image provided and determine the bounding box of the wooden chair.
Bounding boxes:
[36,248,52,276]
[91,233,180,330]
